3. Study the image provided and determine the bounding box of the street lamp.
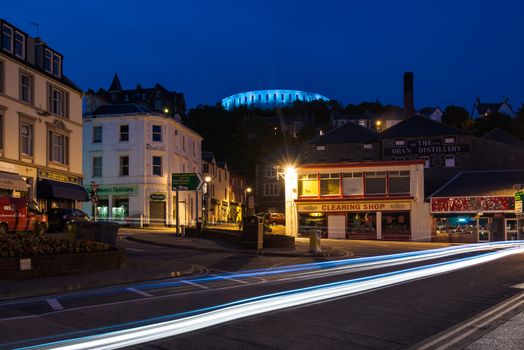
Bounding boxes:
[203,176,213,227]
[375,120,382,132]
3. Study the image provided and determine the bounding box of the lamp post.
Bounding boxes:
[244,187,252,218]
[203,176,212,227]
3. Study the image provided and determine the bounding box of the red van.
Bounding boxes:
[0,197,48,234]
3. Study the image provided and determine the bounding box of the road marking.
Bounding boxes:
[512,282,524,289]
[126,288,153,297]
[46,299,63,311]
[180,280,209,289]
[126,248,145,252]
[212,273,248,284]
[416,290,524,350]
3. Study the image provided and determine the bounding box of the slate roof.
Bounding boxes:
[91,103,152,116]
[475,103,503,115]
[381,114,468,138]
[308,120,380,145]
[260,146,303,164]
[482,128,524,147]
[430,170,524,197]
[202,151,215,163]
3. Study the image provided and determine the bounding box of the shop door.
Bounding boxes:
[149,201,166,226]
[328,215,346,239]
[491,217,505,241]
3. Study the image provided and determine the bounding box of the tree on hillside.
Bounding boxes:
[442,105,470,129]
[472,112,521,138]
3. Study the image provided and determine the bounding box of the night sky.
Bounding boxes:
[3,0,524,110]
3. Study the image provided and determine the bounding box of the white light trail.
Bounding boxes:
[20,245,524,350]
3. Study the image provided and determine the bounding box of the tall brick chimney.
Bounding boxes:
[403,72,414,117]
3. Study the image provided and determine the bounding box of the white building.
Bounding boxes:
[0,19,87,209]
[83,104,202,226]
[284,160,431,241]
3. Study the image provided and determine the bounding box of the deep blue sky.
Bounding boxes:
[3,0,524,111]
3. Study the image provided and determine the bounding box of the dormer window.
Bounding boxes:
[44,49,52,73]
[44,48,62,77]
[444,137,456,144]
[52,54,61,78]
[316,145,326,151]
[394,139,406,146]
[2,25,13,53]
[14,31,25,59]
[362,143,373,149]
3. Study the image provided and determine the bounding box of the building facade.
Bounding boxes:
[0,19,87,210]
[83,104,202,226]
[284,161,431,241]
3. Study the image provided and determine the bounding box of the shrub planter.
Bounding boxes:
[0,248,127,281]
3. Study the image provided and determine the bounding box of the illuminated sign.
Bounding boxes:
[431,196,514,213]
[38,169,79,184]
[384,139,469,156]
[85,185,138,196]
[150,193,166,201]
[297,201,411,213]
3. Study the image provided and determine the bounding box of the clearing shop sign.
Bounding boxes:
[297,201,411,213]
[384,139,469,156]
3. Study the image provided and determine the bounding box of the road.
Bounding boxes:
[1,240,524,349]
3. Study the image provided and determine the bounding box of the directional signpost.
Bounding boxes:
[172,173,204,191]
[514,184,523,240]
[172,173,205,235]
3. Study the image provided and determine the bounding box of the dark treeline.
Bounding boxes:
[185,100,524,183]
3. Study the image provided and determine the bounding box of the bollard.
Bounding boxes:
[309,228,322,253]
[140,214,144,228]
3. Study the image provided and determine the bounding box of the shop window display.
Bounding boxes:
[382,212,410,236]
[298,213,327,237]
[347,212,376,234]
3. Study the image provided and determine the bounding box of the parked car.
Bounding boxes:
[268,213,285,226]
[47,208,91,233]
[0,197,47,234]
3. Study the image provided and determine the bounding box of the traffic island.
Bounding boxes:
[0,232,126,281]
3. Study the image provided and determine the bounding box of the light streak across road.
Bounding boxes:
[17,245,524,350]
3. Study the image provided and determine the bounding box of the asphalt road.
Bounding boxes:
[1,240,524,349]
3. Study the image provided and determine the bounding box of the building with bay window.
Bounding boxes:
[83,99,202,226]
[0,19,88,209]
[284,160,431,241]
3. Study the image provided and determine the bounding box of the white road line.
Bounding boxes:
[126,288,153,298]
[126,248,145,252]
[212,273,249,284]
[512,282,524,289]
[46,299,63,311]
[180,280,210,289]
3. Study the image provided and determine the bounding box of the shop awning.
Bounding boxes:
[37,179,89,201]
[0,171,28,192]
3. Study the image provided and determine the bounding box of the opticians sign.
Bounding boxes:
[296,201,411,213]
[84,184,138,196]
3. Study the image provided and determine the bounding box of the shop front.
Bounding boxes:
[85,184,137,222]
[296,200,413,240]
[428,170,524,243]
[431,196,515,243]
[37,170,88,210]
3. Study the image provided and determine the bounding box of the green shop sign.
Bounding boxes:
[150,193,166,201]
[85,184,138,196]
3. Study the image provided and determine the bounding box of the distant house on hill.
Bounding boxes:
[418,107,444,123]
[471,97,514,119]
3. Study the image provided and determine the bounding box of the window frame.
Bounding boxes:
[2,25,13,54]
[92,125,103,143]
[342,172,363,196]
[364,171,387,195]
[44,48,53,73]
[444,155,455,167]
[443,136,456,144]
[19,71,33,104]
[298,173,319,197]
[152,156,162,176]
[119,124,129,142]
[320,173,341,196]
[14,30,25,59]
[20,121,33,157]
[119,155,129,177]
[362,143,374,149]
[92,156,103,177]
[47,83,69,118]
[388,170,411,194]
[47,121,70,166]
[152,125,162,142]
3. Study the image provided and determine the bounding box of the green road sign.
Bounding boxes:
[515,191,523,202]
[172,173,204,191]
